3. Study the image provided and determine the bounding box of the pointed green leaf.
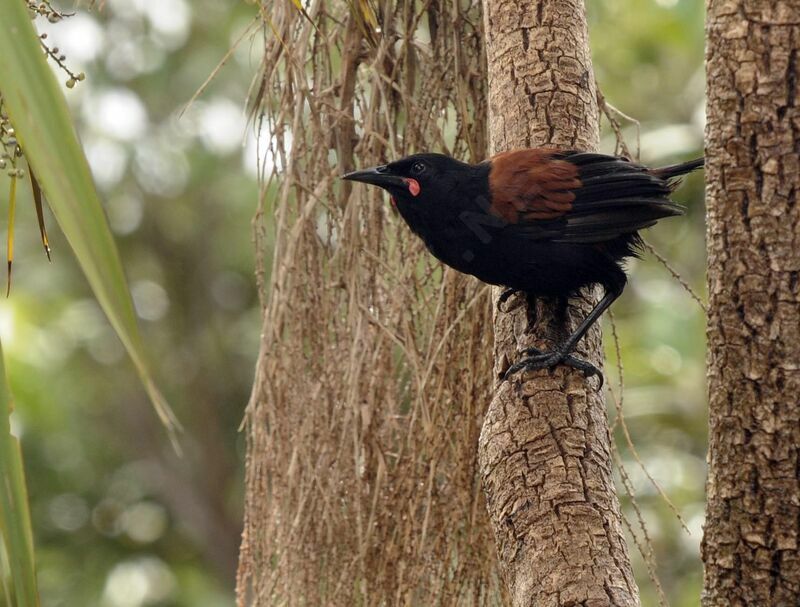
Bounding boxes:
[0,1,181,441]
[0,339,39,607]
[27,164,52,262]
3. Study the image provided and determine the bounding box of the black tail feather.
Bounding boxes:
[535,151,698,246]
[650,157,705,180]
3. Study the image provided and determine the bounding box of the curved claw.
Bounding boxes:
[497,288,526,313]
[497,288,518,306]
[503,348,604,389]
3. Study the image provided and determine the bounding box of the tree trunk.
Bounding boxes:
[702,2,800,605]
[237,2,501,605]
[477,1,640,606]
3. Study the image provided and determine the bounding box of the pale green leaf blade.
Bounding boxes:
[0,1,180,439]
[0,339,39,607]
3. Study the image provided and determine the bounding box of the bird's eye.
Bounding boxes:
[411,161,426,175]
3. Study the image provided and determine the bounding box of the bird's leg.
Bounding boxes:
[522,288,619,359]
[504,287,623,387]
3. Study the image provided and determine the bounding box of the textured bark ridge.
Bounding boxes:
[703,2,800,605]
[478,1,640,606]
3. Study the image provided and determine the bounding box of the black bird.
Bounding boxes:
[343,149,703,383]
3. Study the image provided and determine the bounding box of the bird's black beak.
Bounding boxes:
[342,166,407,190]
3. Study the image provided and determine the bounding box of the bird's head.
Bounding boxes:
[342,153,480,212]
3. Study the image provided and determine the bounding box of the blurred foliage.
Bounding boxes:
[2,1,260,605]
[2,0,705,606]
[590,0,706,605]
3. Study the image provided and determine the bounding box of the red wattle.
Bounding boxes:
[404,178,421,197]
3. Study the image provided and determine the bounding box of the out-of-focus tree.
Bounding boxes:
[6,2,261,605]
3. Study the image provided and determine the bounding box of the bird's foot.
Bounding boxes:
[504,347,604,388]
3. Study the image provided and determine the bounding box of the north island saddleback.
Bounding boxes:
[343,149,703,385]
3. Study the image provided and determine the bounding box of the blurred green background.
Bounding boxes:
[2,0,705,605]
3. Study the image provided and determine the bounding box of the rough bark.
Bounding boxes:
[477,1,640,606]
[702,2,800,605]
